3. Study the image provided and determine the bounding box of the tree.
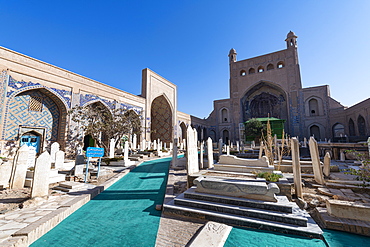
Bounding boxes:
[68,102,142,155]
[245,118,264,142]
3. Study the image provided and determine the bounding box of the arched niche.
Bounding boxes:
[358,115,366,136]
[241,81,288,122]
[150,95,173,143]
[348,118,355,136]
[309,124,321,140]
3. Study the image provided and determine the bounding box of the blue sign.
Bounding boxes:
[86,147,104,157]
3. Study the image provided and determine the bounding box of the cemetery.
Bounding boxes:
[0,30,370,246]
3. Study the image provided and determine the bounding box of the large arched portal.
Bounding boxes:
[4,88,67,151]
[241,82,288,121]
[150,95,172,143]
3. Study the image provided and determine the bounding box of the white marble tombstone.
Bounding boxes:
[340,151,345,161]
[55,150,65,169]
[172,138,178,167]
[50,142,60,163]
[0,161,12,188]
[186,126,199,175]
[31,151,51,198]
[258,141,264,159]
[302,137,307,148]
[169,142,173,151]
[10,145,30,189]
[207,137,214,169]
[199,141,204,169]
[141,139,146,151]
[27,146,37,168]
[109,138,115,158]
[226,146,230,156]
[183,139,186,150]
[153,140,157,151]
[251,140,256,149]
[124,141,129,165]
[309,137,325,185]
[132,134,137,150]
[291,137,303,198]
[323,152,331,177]
[236,141,240,153]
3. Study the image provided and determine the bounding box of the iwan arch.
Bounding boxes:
[1,31,370,156]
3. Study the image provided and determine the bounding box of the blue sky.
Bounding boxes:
[1,1,369,118]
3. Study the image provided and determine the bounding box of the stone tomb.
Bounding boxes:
[0,160,12,188]
[10,145,30,189]
[194,176,280,202]
[31,151,51,198]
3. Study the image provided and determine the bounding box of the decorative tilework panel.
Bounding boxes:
[150,96,172,143]
[0,70,8,123]
[4,90,60,141]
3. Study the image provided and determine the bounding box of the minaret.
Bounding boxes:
[228,48,237,64]
[285,31,298,49]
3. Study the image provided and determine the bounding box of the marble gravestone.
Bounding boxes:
[309,137,325,185]
[10,145,30,189]
[186,126,199,175]
[31,151,51,198]
[50,142,60,163]
[207,137,214,169]
[55,150,65,169]
[109,139,115,158]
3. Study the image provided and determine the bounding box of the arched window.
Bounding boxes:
[310,125,321,140]
[240,70,246,76]
[248,68,255,74]
[221,108,228,123]
[267,64,274,70]
[349,118,355,136]
[258,66,264,73]
[358,115,366,136]
[277,61,284,69]
[333,123,345,137]
[309,98,319,116]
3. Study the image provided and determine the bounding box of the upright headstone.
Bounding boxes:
[10,145,29,189]
[164,142,167,150]
[236,141,240,153]
[172,138,178,167]
[31,151,51,198]
[169,142,173,151]
[323,152,331,177]
[124,141,129,166]
[0,161,12,189]
[302,137,307,148]
[55,150,65,169]
[226,145,230,156]
[186,126,199,174]
[258,141,264,159]
[132,134,137,150]
[291,137,303,198]
[340,150,345,161]
[109,139,115,158]
[218,139,223,156]
[309,137,325,184]
[74,155,85,176]
[207,137,214,169]
[199,141,204,169]
[27,146,37,168]
[153,140,157,151]
[183,139,186,150]
[251,140,256,149]
[141,139,146,151]
[50,142,60,163]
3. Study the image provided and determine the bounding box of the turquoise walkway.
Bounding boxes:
[32,157,172,247]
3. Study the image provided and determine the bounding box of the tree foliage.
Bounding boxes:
[245,118,264,140]
[68,103,142,153]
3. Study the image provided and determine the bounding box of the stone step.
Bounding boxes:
[174,197,307,226]
[184,188,292,213]
[24,173,66,187]
[164,195,323,239]
[214,163,274,173]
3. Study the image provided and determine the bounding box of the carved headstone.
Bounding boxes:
[207,137,214,169]
[226,145,230,156]
[27,146,37,168]
[31,151,51,198]
[291,138,302,198]
[309,137,325,185]
[109,139,115,158]
[218,139,223,156]
[0,161,12,189]
[124,141,129,166]
[55,150,65,169]
[74,154,85,176]
[10,145,29,189]
[236,141,240,152]
[50,142,60,163]
[186,126,199,174]
[323,152,331,177]
[132,134,137,150]
[199,141,204,169]
[172,138,178,168]
[153,140,157,151]
[258,141,264,159]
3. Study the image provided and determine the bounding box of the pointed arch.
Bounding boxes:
[150,95,173,143]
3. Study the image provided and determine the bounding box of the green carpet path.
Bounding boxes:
[31,157,172,247]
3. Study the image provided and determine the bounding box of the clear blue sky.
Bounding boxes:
[1,1,369,118]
